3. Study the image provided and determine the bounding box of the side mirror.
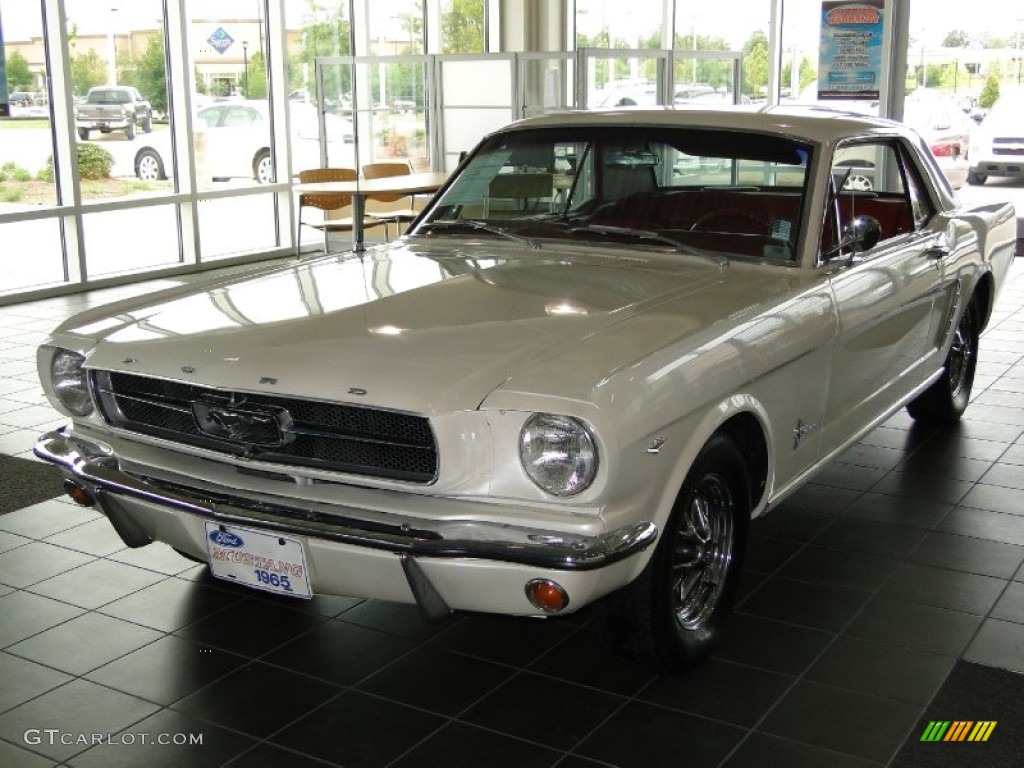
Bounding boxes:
[843,215,882,253]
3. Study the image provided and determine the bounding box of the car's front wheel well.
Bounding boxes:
[717,412,768,511]
[972,272,995,332]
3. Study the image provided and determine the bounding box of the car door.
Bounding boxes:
[820,139,946,456]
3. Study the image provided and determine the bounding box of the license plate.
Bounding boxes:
[205,522,312,599]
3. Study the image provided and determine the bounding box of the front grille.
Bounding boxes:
[92,371,438,483]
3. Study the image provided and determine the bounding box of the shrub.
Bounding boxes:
[0,162,32,182]
[40,143,115,183]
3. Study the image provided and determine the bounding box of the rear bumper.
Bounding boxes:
[76,117,131,130]
[34,429,657,615]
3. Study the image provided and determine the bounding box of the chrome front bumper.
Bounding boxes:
[34,428,657,573]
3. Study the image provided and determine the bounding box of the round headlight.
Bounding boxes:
[519,413,598,496]
[51,349,93,416]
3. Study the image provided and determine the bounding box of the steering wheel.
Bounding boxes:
[690,210,772,235]
[843,173,874,192]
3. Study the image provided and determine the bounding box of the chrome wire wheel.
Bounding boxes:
[948,306,976,400]
[671,473,735,631]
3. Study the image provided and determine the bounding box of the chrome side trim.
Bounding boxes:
[34,429,657,572]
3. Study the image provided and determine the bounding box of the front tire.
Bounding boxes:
[907,297,979,424]
[125,120,136,140]
[966,171,987,185]
[598,434,750,671]
[142,115,153,133]
[77,128,90,141]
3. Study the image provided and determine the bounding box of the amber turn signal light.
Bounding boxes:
[62,479,95,507]
[525,578,569,613]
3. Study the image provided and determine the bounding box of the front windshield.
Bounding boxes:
[419,125,813,262]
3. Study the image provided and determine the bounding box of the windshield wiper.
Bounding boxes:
[418,220,541,251]
[570,224,729,267]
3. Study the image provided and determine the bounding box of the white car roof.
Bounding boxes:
[500,106,913,147]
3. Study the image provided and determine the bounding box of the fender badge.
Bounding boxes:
[181,366,195,374]
[348,387,368,396]
[646,436,666,454]
[259,377,278,385]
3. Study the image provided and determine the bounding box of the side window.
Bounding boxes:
[825,140,915,257]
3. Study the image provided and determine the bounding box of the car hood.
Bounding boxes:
[59,241,747,415]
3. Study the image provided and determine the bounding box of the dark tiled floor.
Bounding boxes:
[1,263,1024,766]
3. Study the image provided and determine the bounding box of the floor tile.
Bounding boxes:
[812,517,927,559]
[0,540,95,589]
[938,507,1024,546]
[0,739,56,768]
[526,628,657,697]
[844,597,983,657]
[221,743,336,768]
[711,613,834,676]
[0,591,84,649]
[42,517,128,557]
[338,599,462,641]
[879,563,1007,615]
[963,618,1024,673]
[262,619,418,686]
[0,529,29,554]
[805,635,953,705]
[0,497,99,538]
[357,646,514,716]
[739,576,871,632]
[908,531,1024,578]
[393,721,564,768]
[749,505,837,541]
[991,581,1024,623]
[174,598,327,658]
[639,657,793,727]
[744,534,805,575]
[0,679,160,762]
[66,708,256,768]
[173,661,339,738]
[843,492,953,529]
[461,671,623,750]
[6,611,163,675]
[777,545,900,592]
[27,558,166,609]
[959,483,1024,516]
[98,576,240,633]
[0,651,74,713]
[429,612,576,667]
[270,689,445,766]
[575,700,745,768]
[721,733,884,768]
[109,541,206,575]
[758,680,921,764]
[86,634,249,705]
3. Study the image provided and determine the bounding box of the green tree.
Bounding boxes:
[942,30,970,47]
[979,69,1000,108]
[245,51,268,99]
[674,34,732,88]
[742,31,770,98]
[5,51,34,91]
[118,34,168,114]
[296,3,352,106]
[70,50,106,96]
[441,0,484,54]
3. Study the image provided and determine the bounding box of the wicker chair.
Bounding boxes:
[295,168,385,257]
[361,161,421,240]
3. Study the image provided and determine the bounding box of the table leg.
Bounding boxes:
[353,193,366,252]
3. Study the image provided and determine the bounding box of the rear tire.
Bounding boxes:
[966,171,987,185]
[142,115,153,133]
[254,149,273,183]
[907,297,979,424]
[125,120,136,140]
[598,434,750,672]
[77,128,90,141]
[135,148,166,181]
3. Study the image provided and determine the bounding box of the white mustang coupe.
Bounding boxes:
[35,107,1016,670]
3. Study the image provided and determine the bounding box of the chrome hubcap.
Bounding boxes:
[671,474,734,631]
[949,310,975,398]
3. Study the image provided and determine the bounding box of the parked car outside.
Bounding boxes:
[35,108,1016,670]
[75,85,153,141]
[901,90,972,189]
[132,100,354,183]
[967,88,1024,185]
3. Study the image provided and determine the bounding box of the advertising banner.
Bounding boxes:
[817,1,885,101]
